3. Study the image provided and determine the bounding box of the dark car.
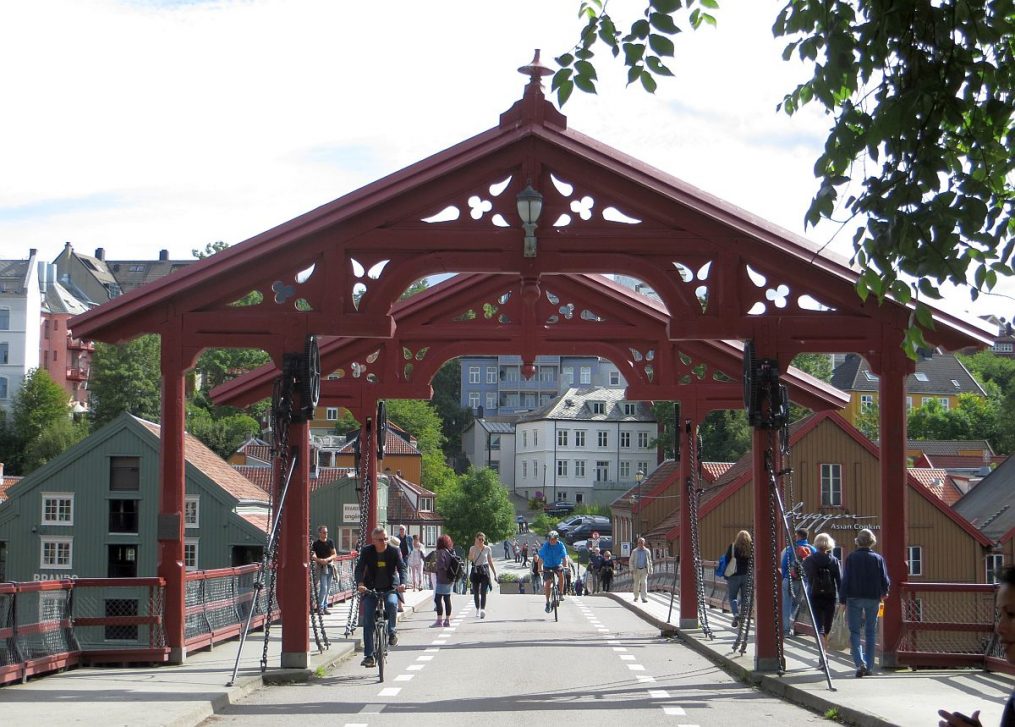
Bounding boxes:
[559,514,610,537]
[573,536,614,559]
[556,514,586,533]
[543,501,576,517]
[564,520,612,543]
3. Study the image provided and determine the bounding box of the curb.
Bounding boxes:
[603,593,893,727]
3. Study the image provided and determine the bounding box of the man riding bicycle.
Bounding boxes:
[538,531,570,614]
[354,526,407,668]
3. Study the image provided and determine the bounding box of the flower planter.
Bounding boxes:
[499,581,523,594]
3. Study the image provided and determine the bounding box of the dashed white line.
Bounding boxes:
[648,689,670,699]
[406,664,425,671]
[635,675,656,682]
[424,648,440,652]
[377,687,401,697]
[627,664,646,671]
[620,655,636,661]
[416,655,434,661]
[394,674,413,682]
[662,706,686,715]
[612,647,628,652]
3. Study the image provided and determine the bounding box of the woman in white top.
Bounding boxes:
[408,539,425,590]
[468,532,498,618]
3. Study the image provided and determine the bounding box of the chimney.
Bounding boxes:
[0,462,4,482]
[95,248,105,260]
[159,249,169,261]
[29,248,37,258]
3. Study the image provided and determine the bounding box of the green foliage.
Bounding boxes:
[429,360,473,463]
[421,449,458,495]
[185,399,261,458]
[435,468,515,547]
[386,399,445,456]
[907,395,1000,445]
[24,417,89,473]
[699,409,750,462]
[574,502,611,517]
[530,512,557,535]
[651,401,678,459]
[89,334,162,428]
[790,353,832,382]
[333,408,361,435]
[399,278,429,300]
[192,241,229,259]
[855,402,880,441]
[196,347,270,393]
[5,369,76,474]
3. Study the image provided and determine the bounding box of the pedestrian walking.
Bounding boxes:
[408,538,425,591]
[513,539,520,564]
[503,539,511,560]
[531,553,542,591]
[781,527,816,636]
[803,532,842,662]
[723,530,753,628]
[588,547,604,593]
[599,551,615,592]
[521,542,529,567]
[311,525,337,614]
[631,537,654,603]
[431,534,456,627]
[839,528,890,677]
[468,532,497,618]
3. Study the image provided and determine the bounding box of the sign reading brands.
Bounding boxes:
[343,503,359,523]
[33,573,78,581]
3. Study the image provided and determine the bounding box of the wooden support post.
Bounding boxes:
[280,417,311,668]
[752,426,780,671]
[678,403,699,629]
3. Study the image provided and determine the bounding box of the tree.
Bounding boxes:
[435,468,515,547]
[24,417,88,473]
[556,2,1015,354]
[855,402,880,442]
[386,399,445,456]
[89,334,162,428]
[430,359,473,465]
[6,369,74,474]
[699,409,751,463]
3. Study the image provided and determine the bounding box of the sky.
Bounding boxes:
[0,0,1008,320]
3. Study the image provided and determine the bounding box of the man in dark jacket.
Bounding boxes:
[355,527,407,668]
[840,528,890,678]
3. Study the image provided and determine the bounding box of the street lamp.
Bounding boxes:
[516,183,543,258]
[634,469,645,540]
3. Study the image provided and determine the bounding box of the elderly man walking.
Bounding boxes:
[631,537,654,603]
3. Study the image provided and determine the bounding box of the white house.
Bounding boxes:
[0,251,41,414]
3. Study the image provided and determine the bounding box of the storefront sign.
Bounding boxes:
[830,523,881,530]
[343,503,360,523]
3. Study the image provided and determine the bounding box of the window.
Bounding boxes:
[41,537,73,570]
[524,393,536,408]
[623,402,637,415]
[0,308,9,330]
[575,460,586,478]
[609,370,620,386]
[468,366,480,383]
[556,491,568,502]
[937,397,950,410]
[638,432,650,448]
[486,367,497,383]
[184,496,199,527]
[326,407,338,420]
[42,494,74,526]
[596,461,609,482]
[109,499,139,533]
[907,545,923,576]
[591,401,605,415]
[557,460,568,476]
[638,461,649,476]
[532,460,538,481]
[619,461,631,478]
[820,464,842,506]
[914,371,929,382]
[0,342,7,364]
[522,461,528,478]
[340,527,360,552]
[485,393,496,410]
[110,456,140,491]
[620,431,631,448]
[184,539,199,571]
[522,431,528,448]
[506,393,519,408]
[539,366,554,383]
[597,431,608,447]
[986,554,1004,583]
[0,377,7,399]
[576,493,584,504]
[992,342,1014,353]
[905,396,913,412]
[575,430,586,447]
[490,434,501,450]
[419,497,433,512]
[580,366,591,384]
[557,430,568,446]
[533,430,539,446]
[562,367,574,385]
[859,394,875,413]
[424,526,438,547]
[468,392,480,409]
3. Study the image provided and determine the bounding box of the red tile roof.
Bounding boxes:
[339,430,420,456]
[387,482,444,523]
[241,513,271,532]
[135,418,269,503]
[702,462,734,483]
[0,476,22,501]
[914,454,1003,470]
[908,468,964,506]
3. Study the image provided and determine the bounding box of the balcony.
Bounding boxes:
[67,338,95,352]
[66,366,90,381]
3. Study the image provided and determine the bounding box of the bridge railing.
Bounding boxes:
[0,552,359,687]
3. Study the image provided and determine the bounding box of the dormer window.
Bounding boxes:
[419,497,433,512]
[591,401,605,415]
[623,402,637,415]
[864,370,879,382]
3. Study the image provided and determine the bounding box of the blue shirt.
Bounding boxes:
[538,540,568,569]
[781,539,816,580]
[840,547,891,603]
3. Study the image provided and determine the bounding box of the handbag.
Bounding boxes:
[828,606,849,651]
[723,544,737,578]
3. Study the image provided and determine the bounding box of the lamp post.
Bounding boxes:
[516,183,543,257]
[634,469,645,540]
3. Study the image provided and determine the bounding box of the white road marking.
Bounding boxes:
[612,647,628,652]
[663,706,686,715]
[636,675,656,682]
[377,687,400,697]
[416,655,435,661]
[620,655,636,661]
[597,628,610,632]
[344,724,368,726]
[425,648,440,652]
[394,674,413,681]
[407,664,425,671]
[648,690,670,699]
[627,664,646,671]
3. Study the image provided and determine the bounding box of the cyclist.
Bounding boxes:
[355,526,407,668]
[538,531,570,614]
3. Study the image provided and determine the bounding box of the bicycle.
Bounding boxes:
[545,565,564,622]
[362,588,397,682]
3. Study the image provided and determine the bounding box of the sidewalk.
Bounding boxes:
[0,588,434,727]
[605,589,1015,727]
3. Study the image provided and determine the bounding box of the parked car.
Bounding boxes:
[573,536,614,558]
[543,501,576,517]
[559,514,610,536]
[556,514,585,533]
[564,520,612,543]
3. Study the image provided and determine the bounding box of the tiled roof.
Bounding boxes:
[0,476,22,501]
[954,454,1015,541]
[388,471,436,497]
[107,258,195,294]
[235,438,271,464]
[339,429,421,456]
[831,353,986,396]
[516,386,655,423]
[908,468,964,506]
[905,440,995,456]
[701,462,734,483]
[135,418,269,503]
[387,480,444,523]
[644,512,678,540]
[241,513,271,532]
[0,259,30,282]
[478,419,515,434]
[42,281,90,315]
[915,454,1002,470]
[232,465,356,494]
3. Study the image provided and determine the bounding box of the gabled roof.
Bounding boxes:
[340,429,421,457]
[234,437,271,465]
[386,473,442,524]
[106,257,195,294]
[0,252,35,293]
[954,454,1015,542]
[906,439,996,456]
[908,468,964,506]
[233,464,355,494]
[517,386,654,423]
[0,475,22,501]
[831,353,987,396]
[42,280,90,316]
[702,462,734,483]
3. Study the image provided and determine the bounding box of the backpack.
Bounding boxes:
[813,563,836,598]
[446,551,465,581]
[423,549,438,574]
[788,545,810,581]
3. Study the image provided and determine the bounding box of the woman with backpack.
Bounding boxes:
[803,532,842,661]
[468,532,498,619]
[722,530,753,628]
[431,534,456,627]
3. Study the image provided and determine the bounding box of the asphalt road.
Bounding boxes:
[203,577,822,727]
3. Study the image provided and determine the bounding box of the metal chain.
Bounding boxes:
[732,537,755,654]
[765,439,786,672]
[344,418,375,637]
[686,421,713,639]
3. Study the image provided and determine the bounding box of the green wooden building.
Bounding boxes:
[0,413,270,582]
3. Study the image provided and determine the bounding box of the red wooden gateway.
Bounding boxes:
[71,53,991,671]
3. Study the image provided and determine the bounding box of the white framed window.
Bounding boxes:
[485,392,497,410]
[575,430,586,447]
[522,431,528,448]
[907,545,923,577]
[562,367,574,385]
[638,431,650,448]
[575,460,586,478]
[486,367,497,383]
[468,392,480,409]
[468,366,480,384]
[533,430,539,446]
[591,401,605,415]
[0,308,9,330]
[539,366,554,383]
[532,459,538,479]
[522,461,528,478]
[556,491,568,501]
[557,460,568,476]
[597,431,608,447]
[41,537,73,570]
[620,431,631,448]
[580,366,592,384]
[992,342,1014,353]
[609,371,620,386]
[184,495,200,527]
[557,429,568,446]
[184,539,199,571]
[937,397,950,409]
[619,461,631,478]
[914,371,929,382]
[424,526,438,547]
[905,396,913,411]
[42,493,74,526]
[325,407,338,420]
[623,402,636,415]
[638,461,649,476]
[596,461,609,482]
[820,463,842,506]
[859,394,875,413]
[986,554,1004,583]
[420,497,433,512]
